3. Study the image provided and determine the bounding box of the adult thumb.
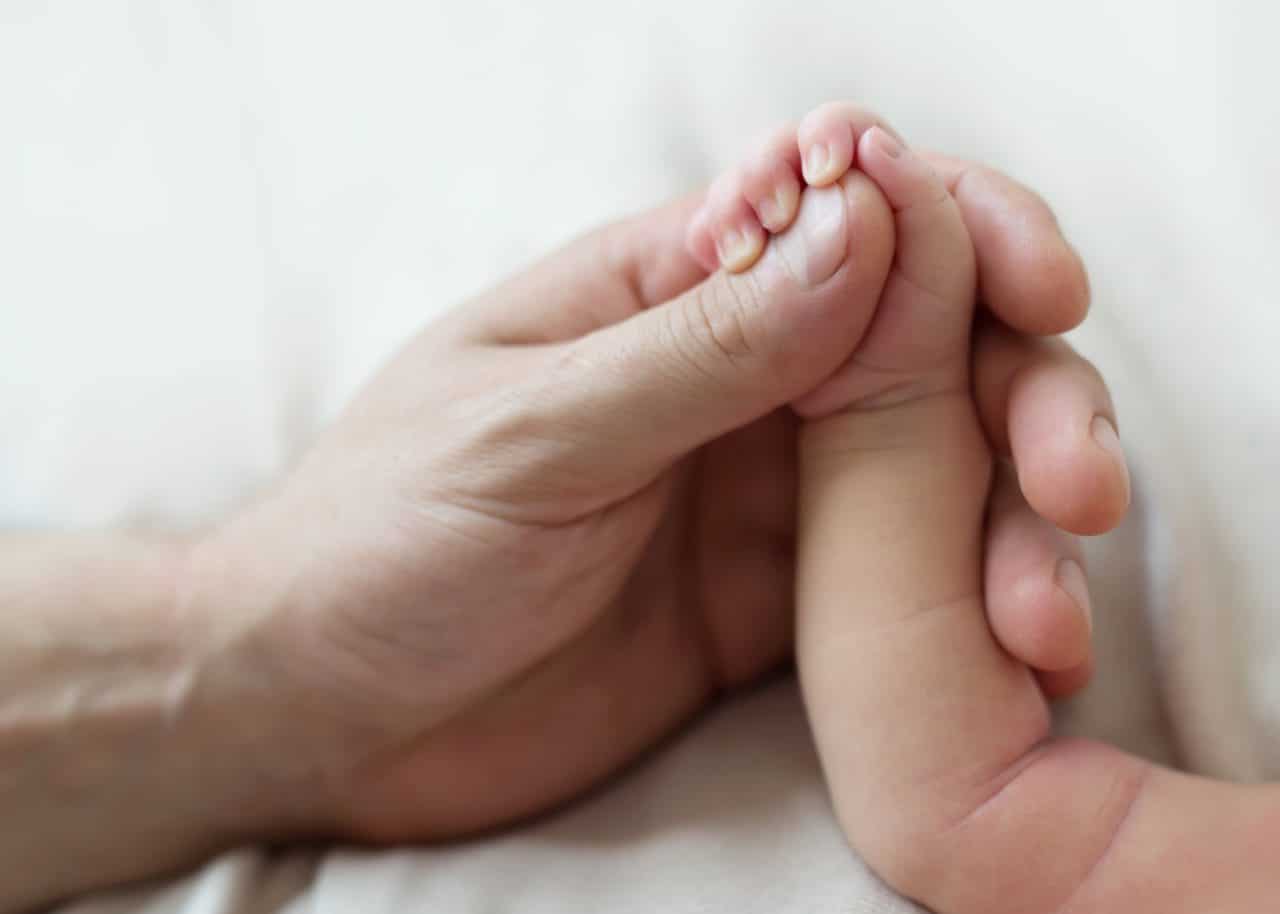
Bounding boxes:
[546,174,893,486]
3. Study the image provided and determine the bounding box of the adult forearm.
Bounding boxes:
[0,533,312,912]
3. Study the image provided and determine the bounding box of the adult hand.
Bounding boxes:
[1,136,1128,913]
[183,149,1124,842]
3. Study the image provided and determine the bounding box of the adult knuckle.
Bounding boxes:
[681,278,763,372]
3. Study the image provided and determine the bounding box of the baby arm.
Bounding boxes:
[794,124,1280,913]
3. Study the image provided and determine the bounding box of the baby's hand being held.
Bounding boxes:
[687,101,1100,694]
[777,108,1280,914]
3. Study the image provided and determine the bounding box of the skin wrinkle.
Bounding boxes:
[1051,764,1152,914]
[789,104,1116,914]
[691,274,761,368]
[0,92,1138,911]
[940,738,1053,836]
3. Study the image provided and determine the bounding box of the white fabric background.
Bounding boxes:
[1,1,1277,911]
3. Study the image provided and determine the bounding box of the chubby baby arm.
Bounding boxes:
[790,129,1280,914]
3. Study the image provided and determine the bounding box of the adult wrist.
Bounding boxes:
[0,529,334,911]
[176,518,351,840]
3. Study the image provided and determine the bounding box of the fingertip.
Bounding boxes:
[798,106,855,186]
[1037,655,1095,700]
[1090,414,1132,513]
[985,470,1093,674]
[951,166,1090,335]
[1055,557,1093,640]
[861,125,906,162]
[857,126,958,224]
[742,127,804,233]
[700,169,770,274]
[684,206,720,274]
[1016,238,1091,334]
[1018,426,1130,537]
[991,562,1093,673]
[1005,358,1130,536]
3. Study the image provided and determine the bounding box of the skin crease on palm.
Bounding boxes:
[1,98,1172,913]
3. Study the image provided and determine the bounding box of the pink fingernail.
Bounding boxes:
[757,184,798,231]
[803,144,832,184]
[1091,415,1129,486]
[872,126,904,159]
[716,224,764,273]
[1056,558,1093,633]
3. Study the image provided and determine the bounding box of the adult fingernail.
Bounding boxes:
[871,126,904,159]
[1056,558,1093,634]
[769,184,847,287]
[1091,415,1130,487]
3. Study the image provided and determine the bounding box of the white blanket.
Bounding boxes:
[3,1,1277,911]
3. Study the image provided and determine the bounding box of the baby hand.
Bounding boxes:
[724,104,1280,914]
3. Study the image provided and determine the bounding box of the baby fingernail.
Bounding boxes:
[757,185,797,230]
[872,126,904,159]
[716,225,763,272]
[804,144,831,184]
[1056,558,1093,633]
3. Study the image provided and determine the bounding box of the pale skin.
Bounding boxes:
[3,102,1149,913]
[687,101,1280,912]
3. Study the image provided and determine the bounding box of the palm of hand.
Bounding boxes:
[231,180,1108,845]
[308,386,799,839]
